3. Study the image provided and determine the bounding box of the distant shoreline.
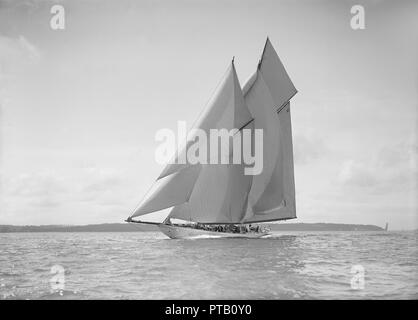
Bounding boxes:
[0,222,386,233]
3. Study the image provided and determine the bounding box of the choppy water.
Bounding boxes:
[0,231,417,299]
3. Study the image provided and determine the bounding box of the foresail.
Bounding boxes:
[130,165,200,218]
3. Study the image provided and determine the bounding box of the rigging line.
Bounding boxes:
[185,164,202,201]
[243,216,297,224]
[235,94,296,133]
[258,37,269,70]
[156,62,234,181]
[237,68,297,133]
[277,91,298,114]
[129,177,157,218]
[127,219,161,226]
[128,165,184,218]
[182,61,233,138]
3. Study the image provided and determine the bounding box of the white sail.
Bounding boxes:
[240,71,281,220]
[168,164,251,223]
[170,39,297,224]
[130,165,200,218]
[158,62,252,180]
[131,61,252,220]
[243,102,296,223]
[168,64,253,224]
[256,38,297,111]
[130,38,297,225]
[169,123,254,223]
[241,38,297,223]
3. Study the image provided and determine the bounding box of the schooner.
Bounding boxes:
[126,38,298,239]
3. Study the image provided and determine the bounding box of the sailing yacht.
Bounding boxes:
[126,38,298,239]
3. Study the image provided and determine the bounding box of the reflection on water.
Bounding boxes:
[0,231,417,299]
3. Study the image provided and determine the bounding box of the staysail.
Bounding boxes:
[130,38,297,224]
[168,122,254,223]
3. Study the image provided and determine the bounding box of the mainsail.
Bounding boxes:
[130,38,297,224]
[241,38,297,223]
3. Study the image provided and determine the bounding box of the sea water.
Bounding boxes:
[0,231,417,299]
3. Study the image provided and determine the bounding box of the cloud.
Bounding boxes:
[8,172,68,197]
[0,34,41,77]
[338,160,378,188]
[30,197,61,208]
[0,166,130,217]
[377,141,417,171]
[293,132,327,165]
[2,172,68,212]
[77,167,128,205]
[0,35,39,112]
[338,141,417,194]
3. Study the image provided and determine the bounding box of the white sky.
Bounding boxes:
[0,0,417,229]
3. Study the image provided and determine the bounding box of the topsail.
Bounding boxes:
[130,38,297,224]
